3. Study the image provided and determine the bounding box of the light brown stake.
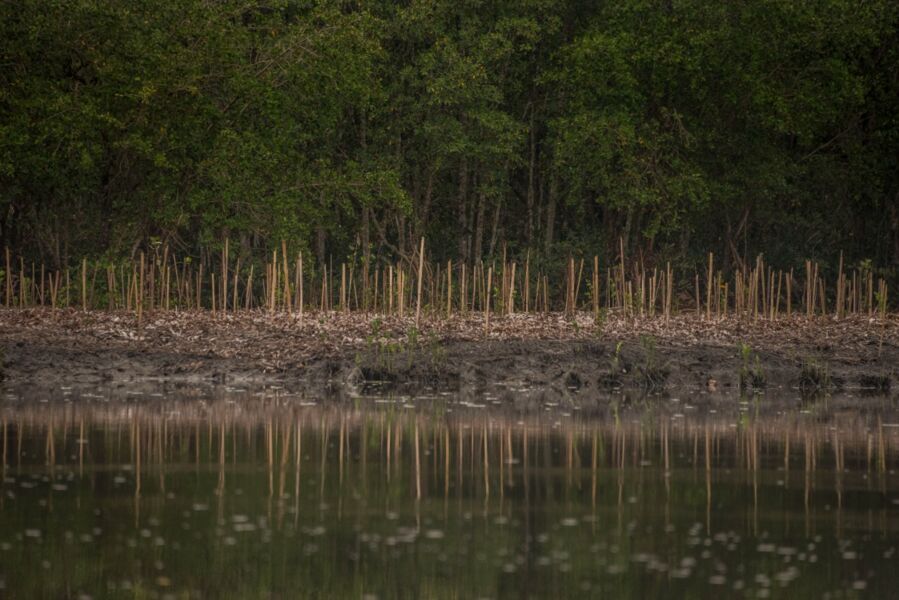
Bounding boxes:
[81,258,87,311]
[137,252,145,327]
[507,262,516,315]
[4,247,10,307]
[446,259,452,318]
[269,249,278,312]
[298,253,304,322]
[282,240,291,312]
[524,252,530,314]
[245,264,254,310]
[484,265,493,334]
[593,255,600,321]
[706,252,713,321]
[222,237,229,314]
[415,237,425,327]
[232,256,240,314]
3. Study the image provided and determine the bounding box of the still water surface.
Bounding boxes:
[0,386,897,598]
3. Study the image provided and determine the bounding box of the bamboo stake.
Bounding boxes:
[269,249,277,313]
[484,266,493,334]
[18,257,24,307]
[298,253,304,323]
[388,265,393,315]
[50,271,59,309]
[137,253,145,327]
[460,262,467,315]
[665,262,672,325]
[415,237,425,327]
[232,256,240,314]
[340,263,347,313]
[836,251,844,319]
[282,240,290,312]
[245,264,254,310]
[706,252,713,321]
[543,274,549,314]
[81,257,87,311]
[162,247,170,310]
[446,259,452,318]
[519,251,528,314]
[574,258,584,311]
[4,247,10,307]
[694,273,700,316]
[197,262,204,310]
[222,237,229,313]
[507,262,516,315]
[619,237,626,314]
[787,269,793,318]
[593,255,600,322]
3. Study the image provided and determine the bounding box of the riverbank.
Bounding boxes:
[1,308,897,398]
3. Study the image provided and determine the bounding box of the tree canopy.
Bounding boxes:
[2,0,898,277]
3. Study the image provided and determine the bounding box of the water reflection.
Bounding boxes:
[1,388,897,598]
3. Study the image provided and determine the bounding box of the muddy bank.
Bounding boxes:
[1,308,897,399]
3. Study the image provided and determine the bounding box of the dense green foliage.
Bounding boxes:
[2,0,898,276]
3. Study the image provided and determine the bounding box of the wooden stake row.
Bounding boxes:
[2,244,892,322]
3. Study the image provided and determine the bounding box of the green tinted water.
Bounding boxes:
[0,388,897,598]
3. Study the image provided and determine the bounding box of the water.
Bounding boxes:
[0,387,897,599]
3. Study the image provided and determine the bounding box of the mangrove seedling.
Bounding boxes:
[637,335,668,390]
[799,358,831,392]
[739,343,766,391]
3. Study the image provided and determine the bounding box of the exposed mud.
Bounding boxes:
[2,308,898,400]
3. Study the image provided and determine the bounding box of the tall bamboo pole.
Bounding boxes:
[4,247,10,307]
[415,237,425,327]
[81,258,87,311]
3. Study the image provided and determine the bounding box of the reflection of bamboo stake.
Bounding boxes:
[483,425,489,499]
[414,422,421,500]
[294,418,302,526]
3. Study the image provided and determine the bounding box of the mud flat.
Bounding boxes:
[2,308,897,399]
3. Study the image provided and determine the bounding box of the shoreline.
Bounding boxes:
[2,308,897,398]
